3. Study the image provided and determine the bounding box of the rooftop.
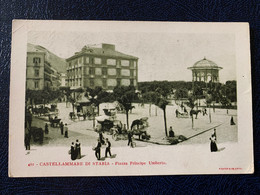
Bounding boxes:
[188,57,222,70]
[67,43,138,61]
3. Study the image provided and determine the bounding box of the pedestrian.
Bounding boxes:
[210,134,218,152]
[169,126,175,137]
[94,139,101,160]
[70,142,76,160]
[230,116,236,125]
[64,123,69,138]
[204,108,207,116]
[175,109,178,118]
[25,123,30,151]
[45,123,49,134]
[60,121,64,135]
[26,109,32,129]
[105,138,112,158]
[127,131,133,147]
[75,139,81,159]
[69,112,73,120]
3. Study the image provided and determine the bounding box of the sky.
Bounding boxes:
[28,31,236,83]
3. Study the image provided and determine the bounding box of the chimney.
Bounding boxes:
[102,43,115,51]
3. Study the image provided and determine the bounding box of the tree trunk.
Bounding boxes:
[155,106,157,116]
[192,114,194,129]
[209,106,212,123]
[163,109,168,137]
[92,107,95,128]
[126,111,129,130]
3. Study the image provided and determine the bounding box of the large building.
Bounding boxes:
[66,43,138,91]
[26,44,63,90]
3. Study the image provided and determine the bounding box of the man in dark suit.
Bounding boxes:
[60,122,64,135]
[105,138,112,157]
[95,139,101,160]
[127,131,133,147]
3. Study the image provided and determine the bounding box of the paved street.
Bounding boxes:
[31,102,237,147]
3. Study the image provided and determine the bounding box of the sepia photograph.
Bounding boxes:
[9,20,253,177]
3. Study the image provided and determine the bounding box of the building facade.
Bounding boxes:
[26,52,45,90]
[66,43,138,91]
[60,73,67,87]
[26,52,61,90]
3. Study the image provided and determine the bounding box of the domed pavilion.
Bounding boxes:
[188,57,222,83]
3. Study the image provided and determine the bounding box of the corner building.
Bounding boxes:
[26,44,61,90]
[66,43,138,91]
[26,52,59,90]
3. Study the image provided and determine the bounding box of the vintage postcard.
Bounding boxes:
[9,20,253,177]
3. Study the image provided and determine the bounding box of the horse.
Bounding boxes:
[190,110,201,119]
[131,119,144,130]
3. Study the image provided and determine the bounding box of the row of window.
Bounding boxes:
[68,78,82,87]
[67,67,136,77]
[68,78,135,87]
[68,57,137,68]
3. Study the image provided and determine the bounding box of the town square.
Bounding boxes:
[23,30,238,163]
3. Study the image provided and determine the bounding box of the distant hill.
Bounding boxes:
[27,43,67,73]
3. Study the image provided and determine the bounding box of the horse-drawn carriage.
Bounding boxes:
[131,117,151,140]
[95,115,117,132]
[32,106,50,116]
[175,109,189,118]
[48,114,61,127]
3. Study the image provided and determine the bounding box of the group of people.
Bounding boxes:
[70,139,81,160]
[93,137,112,160]
[44,121,69,138]
[60,122,69,138]
[68,132,112,161]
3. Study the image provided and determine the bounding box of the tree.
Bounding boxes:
[154,96,169,137]
[113,86,136,129]
[153,85,172,137]
[142,91,158,116]
[62,87,76,112]
[193,82,204,109]
[225,80,237,103]
[175,88,188,100]
[85,86,109,115]
[187,96,196,128]
[205,93,212,123]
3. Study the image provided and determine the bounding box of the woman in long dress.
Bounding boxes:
[75,139,81,159]
[71,142,76,160]
[210,134,218,152]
